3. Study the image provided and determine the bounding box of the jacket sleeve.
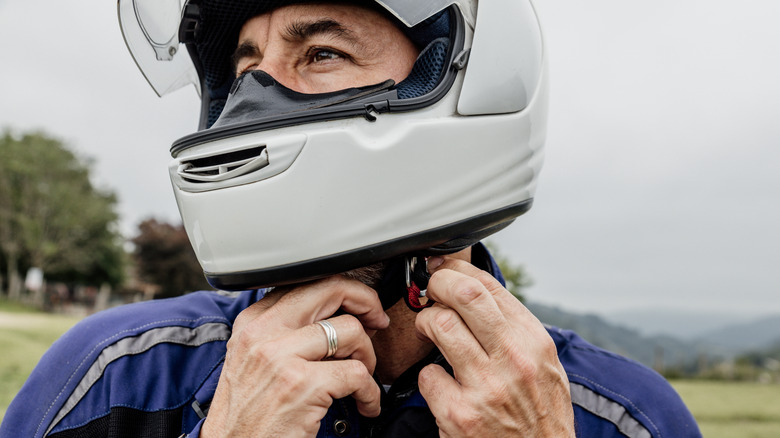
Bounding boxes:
[0,293,239,437]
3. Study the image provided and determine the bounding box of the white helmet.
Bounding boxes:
[119,0,547,292]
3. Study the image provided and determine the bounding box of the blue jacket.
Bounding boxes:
[1,248,701,437]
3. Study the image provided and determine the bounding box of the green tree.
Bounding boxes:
[484,241,533,302]
[131,218,212,298]
[0,129,125,301]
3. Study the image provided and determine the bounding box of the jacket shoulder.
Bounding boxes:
[547,326,701,438]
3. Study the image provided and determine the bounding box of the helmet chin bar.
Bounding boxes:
[204,200,530,292]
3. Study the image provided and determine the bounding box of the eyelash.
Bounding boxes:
[307,47,347,64]
[237,64,256,77]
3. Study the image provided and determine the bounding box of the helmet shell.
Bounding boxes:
[121,0,548,289]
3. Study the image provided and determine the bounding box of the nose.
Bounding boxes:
[252,55,301,92]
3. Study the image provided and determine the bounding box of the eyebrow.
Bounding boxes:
[232,41,260,70]
[283,18,358,44]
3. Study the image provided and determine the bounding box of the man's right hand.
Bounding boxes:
[201,276,390,438]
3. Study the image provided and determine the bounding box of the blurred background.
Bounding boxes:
[1,0,779,435]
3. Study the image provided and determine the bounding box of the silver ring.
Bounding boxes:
[316,320,338,359]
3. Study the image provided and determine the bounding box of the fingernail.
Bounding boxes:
[427,256,444,272]
[385,313,391,325]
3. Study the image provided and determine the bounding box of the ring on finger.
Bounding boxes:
[316,320,338,359]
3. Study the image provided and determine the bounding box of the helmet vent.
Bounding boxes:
[178,146,268,183]
[171,133,307,193]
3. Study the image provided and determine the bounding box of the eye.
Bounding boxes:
[310,48,344,63]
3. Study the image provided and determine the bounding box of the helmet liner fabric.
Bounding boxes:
[211,71,397,129]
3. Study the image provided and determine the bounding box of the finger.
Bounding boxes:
[281,315,377,373]
[418,363,462,430]
[415,305,488,379]
[429,256,522,312]
[274,276,390,330]
[430,257,551,341]
[311,359,382,417]
[424,267,510,356]
[236,276,390,343]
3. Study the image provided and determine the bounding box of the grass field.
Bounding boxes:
[671,380,780,438]
[1,302,779,436]
[0,300,81,422]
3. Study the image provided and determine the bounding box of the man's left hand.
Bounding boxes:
[415,257,575,437]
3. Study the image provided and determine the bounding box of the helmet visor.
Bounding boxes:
[375,0,459,27]
[118,0,199,97]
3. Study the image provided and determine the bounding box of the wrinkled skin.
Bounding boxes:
[416,257,574,437]
[203,276,390,437]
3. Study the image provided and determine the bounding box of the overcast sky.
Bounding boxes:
[1,0,778,318]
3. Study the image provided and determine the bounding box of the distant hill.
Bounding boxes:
[694,315,780,354]
[527,302,780,370]
[526,302,707,369]
[602,308,752,340]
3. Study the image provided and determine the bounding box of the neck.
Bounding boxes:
[370,247,473,384]
[371,301,433,385]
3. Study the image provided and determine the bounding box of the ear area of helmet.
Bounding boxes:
[384,5,466,113]
[457,0,544,115]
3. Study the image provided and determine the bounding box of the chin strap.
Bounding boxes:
[375,255,436,311]
[403,256,434,312]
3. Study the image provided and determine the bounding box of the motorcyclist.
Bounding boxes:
[1,1,701,437]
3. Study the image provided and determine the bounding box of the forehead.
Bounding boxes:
[238,3,402,43]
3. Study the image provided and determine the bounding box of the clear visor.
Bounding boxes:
[118,0,199,97]
[118,0,469,97]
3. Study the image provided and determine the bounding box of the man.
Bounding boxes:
[2,1,701,437]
